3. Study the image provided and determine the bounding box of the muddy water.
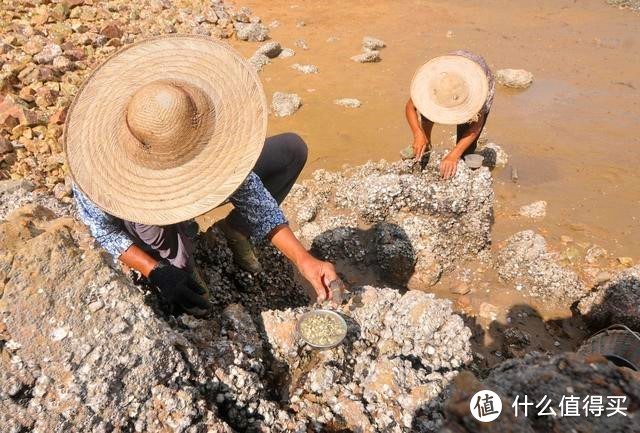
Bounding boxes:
[220,0,639,357]
[228,0,640,258]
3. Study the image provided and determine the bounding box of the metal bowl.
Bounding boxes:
[296,309,348,349]
[464,153,485,169]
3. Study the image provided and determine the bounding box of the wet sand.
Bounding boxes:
[227,0,640,261]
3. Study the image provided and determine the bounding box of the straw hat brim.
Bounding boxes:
[64,35,268,225]
[410,55,488,125]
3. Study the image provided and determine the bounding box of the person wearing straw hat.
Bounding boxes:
[65,35,340,316]
[404,50,494,179]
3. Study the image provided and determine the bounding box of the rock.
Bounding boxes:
[52,55,73,72]
[585,245,607,263]
[278,47,295,58]
[100,22,123,39]
[291,63,319,74]
[294,39,309,50]
[479,302,499,321]
[33,44,63,64]
[254,41,281,58]
[362,36,386,50]
[519,200,547,219]
[578,265,640,331]
[477,142,508,168]
[0,208,234,432]
[262,286,472,431]
[0,136,13,154]
[442,352,640,432]
[248,53,270,72]
[618,256,634,266]
[495,68,534,89]
[502,327,531,357]
[496,230,584,302]
[271,92,302,117]
[334,98,362,108]
[286,156,493,288]
[0,94,39,128]
[351,50,381,63]
[49,107,68,125]
[235,22,269,42]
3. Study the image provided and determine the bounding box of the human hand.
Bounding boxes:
[297,255,339,302]
[440,153,459,180]
[412,132,429,161]
[148,262,210,315]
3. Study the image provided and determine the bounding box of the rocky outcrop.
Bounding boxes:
[1,205,473,432]
[441,352,640,432]
[578,265,640,331]
[284,154,494,289]
[0,207,236,432]
[262,286,473,432]
[496,230,585,303]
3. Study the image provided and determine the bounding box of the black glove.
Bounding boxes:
[148,262,210,315]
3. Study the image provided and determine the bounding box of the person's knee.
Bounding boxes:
[283,132,308,166]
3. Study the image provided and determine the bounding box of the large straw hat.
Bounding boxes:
[410,55,488,125]
[64,35,267,225]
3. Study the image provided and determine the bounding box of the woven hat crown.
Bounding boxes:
[124,80,213,169]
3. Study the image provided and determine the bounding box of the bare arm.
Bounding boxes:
[405,98,433,160]
[440,114,485,179]
[269,225,338,301]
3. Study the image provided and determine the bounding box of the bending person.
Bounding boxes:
[405,50,494,179]
[65,36,338,316]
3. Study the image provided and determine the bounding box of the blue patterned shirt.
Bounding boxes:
[73,172,287,258]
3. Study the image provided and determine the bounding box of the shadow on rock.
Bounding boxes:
[310,222,417,292]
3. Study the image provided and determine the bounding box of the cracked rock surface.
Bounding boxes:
[496,230,585,303]
[283,154,494,289]
[441,352,640,432]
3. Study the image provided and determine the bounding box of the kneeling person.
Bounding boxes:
[66,36,339,316]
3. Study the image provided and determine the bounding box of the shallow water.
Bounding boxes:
[228,0,640,260]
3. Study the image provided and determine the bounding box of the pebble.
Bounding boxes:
[254,41,282,58]
[519,200,547,219]
[294,39,309,50]
[334,98,362,108]
[495,68,534,89]
[362,36,385,50]
[351,50,380,63]
[271,92,302,117]
[291,63,319,74]
[235,22,269,42]
[278,48,295,58]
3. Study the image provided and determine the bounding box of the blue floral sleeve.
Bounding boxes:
[72,184,134,258]
[229,172,288,242]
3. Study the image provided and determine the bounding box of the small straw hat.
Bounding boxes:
[410,55,488,125]
[64,35,267,225]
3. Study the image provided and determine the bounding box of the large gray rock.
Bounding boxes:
[441,352,640,433]
[262,286,473,432]
[496,230,584,302]
[578,265,640,331]
[284,155,493,288]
